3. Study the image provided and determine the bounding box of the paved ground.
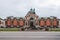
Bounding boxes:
[0,31,60,40]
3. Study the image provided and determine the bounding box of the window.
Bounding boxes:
[30,18,34,20]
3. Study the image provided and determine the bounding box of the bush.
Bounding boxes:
[49,28,60,31]
[0,28,20,31]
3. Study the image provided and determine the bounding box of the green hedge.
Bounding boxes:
[0,28,20,31]
[49,28,60,31]
[0,28,60,31]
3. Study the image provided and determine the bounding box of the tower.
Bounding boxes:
[24,8,39,29]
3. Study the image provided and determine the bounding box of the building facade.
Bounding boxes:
[0,8,59,30]
[24,8,39,28]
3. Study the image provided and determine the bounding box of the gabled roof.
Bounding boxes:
[25,8,38,17]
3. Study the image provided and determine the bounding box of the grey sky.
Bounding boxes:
[0,0,60,18]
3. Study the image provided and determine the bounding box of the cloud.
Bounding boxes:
[0,0,60,18]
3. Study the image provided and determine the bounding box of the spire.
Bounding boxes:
[30,8,32,12]
[33,8,35,12]
[30,8,35,12]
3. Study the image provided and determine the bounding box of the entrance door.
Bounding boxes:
[30,21,34,27]
[30,21,36,30]
[30,17,34,27]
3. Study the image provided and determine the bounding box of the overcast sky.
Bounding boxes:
[0,0,60,19]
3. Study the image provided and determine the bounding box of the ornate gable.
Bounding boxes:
[25,8,39,20]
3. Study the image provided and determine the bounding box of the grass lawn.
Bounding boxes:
[0,28,20,31]
[49,28,60,31]
[0,28,60,31]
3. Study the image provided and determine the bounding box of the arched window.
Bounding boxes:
[30,18,34,20]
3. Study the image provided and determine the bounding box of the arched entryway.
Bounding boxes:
[30,21,34,27]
